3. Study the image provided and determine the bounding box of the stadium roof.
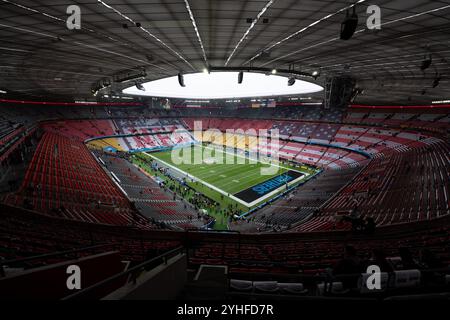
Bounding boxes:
[0,0,449,104]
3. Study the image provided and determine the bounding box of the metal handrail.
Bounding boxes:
[0,244,112,267]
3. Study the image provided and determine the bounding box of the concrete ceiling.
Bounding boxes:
[1,0,449,104]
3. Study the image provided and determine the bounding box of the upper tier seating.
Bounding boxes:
[42,120,115,141]
[177,105,344,122]
[277,141,367,169]
[272,121,341,144]
[88,131,195,153]
[183,117,274,133]
[345,110,450,132]
[331,126,441,156]
[115,118,186,135]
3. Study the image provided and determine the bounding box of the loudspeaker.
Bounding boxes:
[178,73,185,87]
[340,9,358,40]
[420,55,432,71]
[238,71,244,84]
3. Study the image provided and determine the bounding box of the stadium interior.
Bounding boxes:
[0,0,449,303]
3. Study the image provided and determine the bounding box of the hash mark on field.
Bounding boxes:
[220,175,226,178]
[233,180,240,183]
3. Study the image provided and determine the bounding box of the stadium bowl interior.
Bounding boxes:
[0,0,449,302]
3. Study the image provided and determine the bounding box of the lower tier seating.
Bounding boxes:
[298,141,450,231]
[3,132,152,229]
[97,153,206,229]
[0,204,180,263]
[1,203,449,275]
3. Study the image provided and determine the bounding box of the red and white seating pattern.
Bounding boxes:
[345,109,450,132]
[42,120,116,141]
[299,141,450,231]
[4,132,151,228]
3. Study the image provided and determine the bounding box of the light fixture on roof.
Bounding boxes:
[288,77,296,86]
[340,7,358,40]
[312,70,320,79]
[420,54,432,71]
[271,69,277,74]
[0,89,6,94]
[203,68,209,74]
[238,71,244,84]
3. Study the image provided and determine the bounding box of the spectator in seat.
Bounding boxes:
[333,245,363,289]
[398,247,420,270]
[367,249,394,273]
[420,249,444,269]
[364,217,376,234]
[420,249,445,285]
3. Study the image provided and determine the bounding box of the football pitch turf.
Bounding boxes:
[144,144,317,209]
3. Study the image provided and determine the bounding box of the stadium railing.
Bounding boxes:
[0,243,114,277]
[61,245,185,300]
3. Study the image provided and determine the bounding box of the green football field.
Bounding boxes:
[144,144,316,209]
